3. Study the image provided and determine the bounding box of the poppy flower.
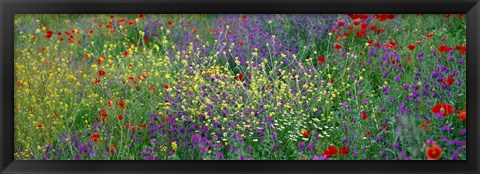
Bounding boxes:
[126,124,134,130]
[302,130,310,137]
[118,99,125,109]
[361,23,368,29]
[317,56,326,63]
[167,20,173,25]
[109,144,116,154]
[348,26,354,31]
[118,115,124,121]
[98,109,108,117]
[238,41,244,46]
[362,112,368,119]
[334,44,342,50]
[458,111,466,121]
[340,146,349,155]
[353,20,360,25]
[438,45,452,54]
[149,86,155,92]
[93,78,101,84]
[192,29,196,33]
[322,146,338,159]
[444,14,451,18]
[139,14,144,18]
[123,51,129,57]
[426,145,442,160]
[164,84,169,89]
[138,123,147,128]
[407,44,416,50]
[337,21,344,26]
[456,14,464,18]
[144,38,149,44]
[377,28,385,34]
[370,24,377,30]
[420,121,432,131]
[431,104,454,116]
[98,69,106,76]
[391,59,396,65]
[443,77,455,86]
[343,32,349,37]
[90,133,100,142]
[426,33,433,39]
[37,124,43,129]
[382,123,387,130]
[110,15,115,18]
[237,73,244,80]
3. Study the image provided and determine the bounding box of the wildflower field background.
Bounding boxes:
[14,14,467,160]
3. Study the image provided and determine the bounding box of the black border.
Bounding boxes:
[1,0,479,174]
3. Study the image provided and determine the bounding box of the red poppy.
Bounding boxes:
[443,77,455,86]
[362,112,368,119]
[123,51,129,57]
[242,15,246,23]
[458,111,466,121]
[118,115,124,121]
[343,32,349,37]
[143,38,149,44]
[426,145,442,160]
[369,24,377,30]
[90,133,100,142]
[340,146,349,155]
[192,29,196,33]
[391,59,396,65]
[431,104,454,116]
[127,21,135,26]
[317,56,326,63]
[322,145,339,158]
[164,84,169,89]
[420,121,432,131]
[118,99,125,109]
[110,15,115,18]
[98,69,106,76]
[361,23,368,29]
[382,123,387,130]
[238,41,244,46]
[302,130,310,137]
[438,45,452,54]
[109,144,116,154]
[126,123,134,130]
[356,29,367,38]
[456,14,464,18]
[426,33,433,39]
[167,20,173,25]
[149,86,155,92]
[407,44,416,50]
[138,123,147,128]
[457,45,466,55]
[237,73,244,80]
[334,44,342,50]
[139,14,144,18]
[337,21,344,26]
[93,78,101,84]
[98,109,108,117]
[353,20,360,25]
[367,40,374,47]
[444,14,451,18]
[377,28,385,34]
[37,124,43,129]
[348,26,354,31]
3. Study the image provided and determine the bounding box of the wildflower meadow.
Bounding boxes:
[14,14,467,160]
